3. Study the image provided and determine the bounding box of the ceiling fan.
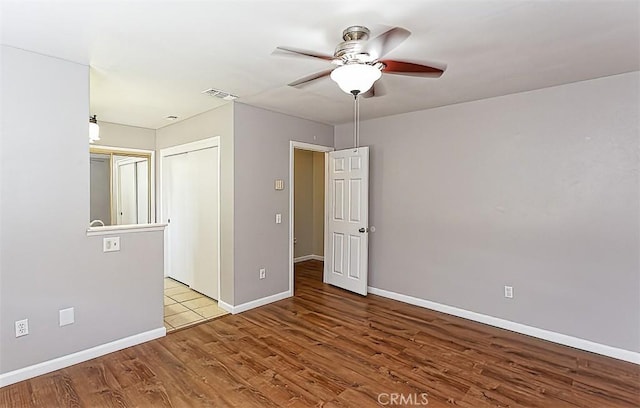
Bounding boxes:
[274,25,445,97]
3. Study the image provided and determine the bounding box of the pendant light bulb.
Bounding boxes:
[330,64,381,95]
[89,115,100,143]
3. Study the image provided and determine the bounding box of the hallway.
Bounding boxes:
[163,278,227,331]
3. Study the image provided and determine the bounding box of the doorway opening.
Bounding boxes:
[160,137,227,331]
[162,278,227,331]
[289,142,333,295]
[292,145,371,297]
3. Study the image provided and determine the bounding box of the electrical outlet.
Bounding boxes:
[15,319,28,337]
[259,268,266,280]
[504,285,514,299]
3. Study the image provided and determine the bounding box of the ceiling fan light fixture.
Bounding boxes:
[330,64,381,95]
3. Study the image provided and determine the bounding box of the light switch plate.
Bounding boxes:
[504,286,514,298]
[274,179,284,190]
[275,213,282,224]
[103,237,120,252]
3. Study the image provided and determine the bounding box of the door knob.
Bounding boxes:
[358,227,368,233]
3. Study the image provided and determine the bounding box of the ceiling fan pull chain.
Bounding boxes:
[356,94,360,149]
[353,93,357,148]
[353,93,360,149]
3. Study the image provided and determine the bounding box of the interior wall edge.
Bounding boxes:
[217,290,291,315]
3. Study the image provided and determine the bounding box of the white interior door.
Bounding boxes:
[161,156,172,277]
[163,153,193,286]
[190,147,219,299]
[325,147,369,295]
[117,162,137,225]
[161,142,219,299]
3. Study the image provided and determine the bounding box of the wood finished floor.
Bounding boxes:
[1,260,638,407]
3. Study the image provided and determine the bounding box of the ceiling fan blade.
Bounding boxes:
[361,80,386,98]
[381,60,445,78]
[274,46,335,62]
[288,68,334,87]
[363,27,411,60]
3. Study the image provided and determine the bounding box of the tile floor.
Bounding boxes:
[164,277,228,332]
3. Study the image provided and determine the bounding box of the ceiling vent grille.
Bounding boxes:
[201,88,238,101]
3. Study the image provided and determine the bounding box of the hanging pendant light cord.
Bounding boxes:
[353,93,360,149]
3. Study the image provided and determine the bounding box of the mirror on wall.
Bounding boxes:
[90,147,153,226]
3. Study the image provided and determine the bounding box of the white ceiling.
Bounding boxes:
[1,1,638,129]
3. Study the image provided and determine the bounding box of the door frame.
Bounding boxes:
[159,137,221,300]
[90,145,155,225]
[114,156,147,225]
[288,141,334,295]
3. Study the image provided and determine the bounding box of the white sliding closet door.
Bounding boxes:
[163,153,193,287]
[117,162,137,225]
[162,142,219,299]
[189,147,218,299]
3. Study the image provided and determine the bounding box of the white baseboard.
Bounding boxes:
[0,327,166,388]
[219,290,292,314]
[368,286,639,365]
[218,299,234,314]
[293,254,324,263]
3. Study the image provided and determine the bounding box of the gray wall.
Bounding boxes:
[311,151,325,256]
[94,121,156,150]
[294,149,325,259]
[156,104,233,150]
[294,149,314,258]
[89,156,111,223]
[234,103,333,304]
[155,103,333,306]
[155,103,235,304]
[335,71,639,352]
[0,46,164,374]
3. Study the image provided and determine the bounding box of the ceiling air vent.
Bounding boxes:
[201,88,238,101]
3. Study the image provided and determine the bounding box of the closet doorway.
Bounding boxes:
[288,141,333,295]
[160,137,220,300]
